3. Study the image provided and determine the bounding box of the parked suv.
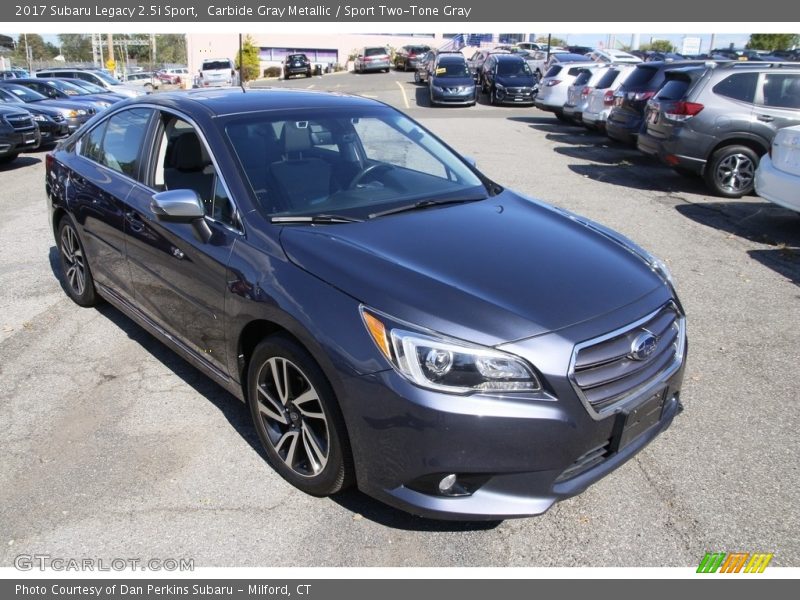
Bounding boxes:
[394,45,431,71]
[283,54,312,79]
[606,60,710,145]
[0,105,39,163]
[198,58,238,88]
[637,62,800,197]
[535,61,599,120]
[428,52,477,106]
[354,47,391,73]
[480,54,537,105]
[563,66,610,122]
[582,65,637,130]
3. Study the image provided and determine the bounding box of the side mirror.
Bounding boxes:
[151,189,205,221]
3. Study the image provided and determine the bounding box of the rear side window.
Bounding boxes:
[595,69,620,89]
[623,66,659,89]
[80,108,152,178]
[657,79,690,101]
[760,74,800,109]
[713,73,758,103]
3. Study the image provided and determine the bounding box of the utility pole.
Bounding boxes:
[23,33,32,73]
[106,33,114,72]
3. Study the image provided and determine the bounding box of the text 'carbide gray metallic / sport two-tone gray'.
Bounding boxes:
[46,88,687,520]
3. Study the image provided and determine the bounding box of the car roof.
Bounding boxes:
[495,53,525,61]
[122,88,386,117]
[437,54,467,62]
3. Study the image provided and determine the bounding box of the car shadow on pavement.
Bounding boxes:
[674,202,800,286]
[0,156,41,171]
[567,163,710,195]
[47,246,503,532]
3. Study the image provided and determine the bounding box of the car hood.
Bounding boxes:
[280,191,667,346]
[496,74,536,87]
[432,75,474,87]
[12,103,60,117]
[31,99,93,112]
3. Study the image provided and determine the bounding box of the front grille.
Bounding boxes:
[6,113,35,130]
[52,113,65,122]
[507,87,533,95]
[555,440,611,482]
[570,303,684,415]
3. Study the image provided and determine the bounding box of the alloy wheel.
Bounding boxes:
[255,357,330,477]
[715,153,754,194]
[60,224,86,296]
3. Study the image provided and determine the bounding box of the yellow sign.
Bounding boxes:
[106,59,116,70]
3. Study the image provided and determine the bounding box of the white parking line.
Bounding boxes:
[395,81,410,109]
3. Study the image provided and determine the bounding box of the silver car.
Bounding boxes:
[582,65,637,130]
[535,61,599,120]
[354,47,391,73]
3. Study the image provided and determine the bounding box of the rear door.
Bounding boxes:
[753,72,800,142]
[124,111,239,375]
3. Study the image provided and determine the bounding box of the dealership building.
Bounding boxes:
[186,33,535,76]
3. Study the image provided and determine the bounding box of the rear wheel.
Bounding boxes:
[704,145,759,198]
[248,335,354,496]
[555,111,570,122]
[57,216,98,307]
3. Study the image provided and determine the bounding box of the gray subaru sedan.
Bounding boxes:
[46,88,686,520]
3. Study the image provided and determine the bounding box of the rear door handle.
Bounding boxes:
[757,114,775,122]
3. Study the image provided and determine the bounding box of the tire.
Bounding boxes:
[490,87,499,106]
[247,334,354,496]
[0,153,18,165]
[704,144,759,198]
[57,215,99,307]
[414,70,420,84]
[555,111,570,122]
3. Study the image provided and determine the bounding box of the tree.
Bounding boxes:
[639,40,676,53]
[58,34,93,62]
[747,33,799,51]
[535,35,567,47]
[235,35,260,83]
[13,34,57,62]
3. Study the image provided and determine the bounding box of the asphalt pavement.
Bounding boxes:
[1,69,798,567]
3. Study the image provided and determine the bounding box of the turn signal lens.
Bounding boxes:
[363,311,391,359]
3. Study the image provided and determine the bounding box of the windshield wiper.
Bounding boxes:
[368,197,485,219]
[271,214,363,224]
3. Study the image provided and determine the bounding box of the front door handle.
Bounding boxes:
[125,211,145,233]
[757,114,775,122]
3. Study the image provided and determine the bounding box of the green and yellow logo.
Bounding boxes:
[697,552,774,573]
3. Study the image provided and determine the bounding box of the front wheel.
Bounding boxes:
[414,70,420,84]
[704,145,759,198]
[490,87,500,106]
[57,216,99,307]
[248,335,354,496]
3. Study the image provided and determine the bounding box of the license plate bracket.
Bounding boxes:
[613,390,666,452]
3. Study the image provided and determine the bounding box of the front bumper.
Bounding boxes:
[495,87,535,105]
[342,300,686,520]
[431,87,476,105]
[0,127,39,155]
[38,121,70,144]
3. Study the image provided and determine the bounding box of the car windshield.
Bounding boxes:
[203,61,232,70]
[0,84,46,102]
[435,61,470,78]
[498,61,532,76]
[0,88,24,104]
[225,106,487,220]
[68,79,106,94]
[47,79,87,95]
[91,70,122,85]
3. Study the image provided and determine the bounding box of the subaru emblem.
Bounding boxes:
[630,331,659,361]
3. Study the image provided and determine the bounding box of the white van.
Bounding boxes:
[198,58,238,88]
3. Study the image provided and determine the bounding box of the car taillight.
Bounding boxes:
[604,90,615,105]
[581,86,592,99]
[632,90,656,101]
[545,79,562,87]
[46,152,54,172]
[664,101,704,121]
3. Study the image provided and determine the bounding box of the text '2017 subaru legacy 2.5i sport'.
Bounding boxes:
[46,89,687,520]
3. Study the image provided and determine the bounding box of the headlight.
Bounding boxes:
[361,308,541,394]
[66,110,79,118]
[32,114,47,122]
[77,109,87,115]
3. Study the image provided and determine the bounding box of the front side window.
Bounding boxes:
[225,107,486,219]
